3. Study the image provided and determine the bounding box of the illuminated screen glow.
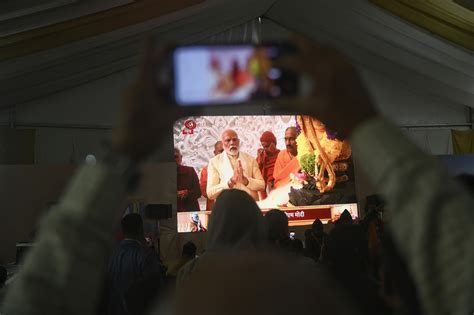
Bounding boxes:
[174,115,358,233]
[173,45,292,105]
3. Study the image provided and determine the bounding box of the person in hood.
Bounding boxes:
[335,209,353,225]
[177,189,264,286]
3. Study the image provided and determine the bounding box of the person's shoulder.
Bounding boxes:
[177,256,201,286]
[240,151,254,159]
[276,149,286,159]
[179,165,197,175]
[140,246,160,262]
[243,151,262,161]
[200,164,208,176]
[209,153,223,165]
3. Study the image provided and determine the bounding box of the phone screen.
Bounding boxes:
[172,44,297,106]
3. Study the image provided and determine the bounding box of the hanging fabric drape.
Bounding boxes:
[451,129,474,154]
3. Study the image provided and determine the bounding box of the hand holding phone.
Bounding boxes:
[161,43,301,106]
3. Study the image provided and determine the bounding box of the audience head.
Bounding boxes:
[206,189,263,252]
[121,213,144,240]
[336,209,353,225]
[182,241,197,259]
[174,251,359,315]
[263,209,290,247]
[213,141,224,156]
[221,130,240,156]
[312,218,324,234]
[284,127,298,156]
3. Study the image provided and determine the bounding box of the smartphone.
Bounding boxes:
[160,43,300,106]
[289,231,296,240]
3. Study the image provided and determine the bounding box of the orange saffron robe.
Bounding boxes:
[273,150,301,188]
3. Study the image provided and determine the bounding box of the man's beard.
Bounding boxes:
[227,147,239,156]
[287,145,297,155]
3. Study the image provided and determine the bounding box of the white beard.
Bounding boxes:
[227,148,239,156]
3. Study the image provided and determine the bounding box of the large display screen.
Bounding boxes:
[174,115,358,233]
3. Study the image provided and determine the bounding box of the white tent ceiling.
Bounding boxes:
[0,0,473,109]
[0,0,472,161]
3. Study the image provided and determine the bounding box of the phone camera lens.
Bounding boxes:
[268,68,281,80]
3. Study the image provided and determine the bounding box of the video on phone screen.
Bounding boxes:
[173,46,294,105]
[174,115,358,233]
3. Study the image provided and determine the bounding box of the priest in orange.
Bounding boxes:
[256,131,280,199]
[273,127,301,188]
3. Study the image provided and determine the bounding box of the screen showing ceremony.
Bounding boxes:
[174,115,358,233]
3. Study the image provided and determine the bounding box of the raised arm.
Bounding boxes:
[3,39,200,315]
[3,165,130,315]
[352,118,474,315]
[275,35,473,315]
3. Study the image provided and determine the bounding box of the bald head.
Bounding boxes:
[285,126,297,134]
[214,141,224,156]
[284,127,298,156]
[221,129,240,156]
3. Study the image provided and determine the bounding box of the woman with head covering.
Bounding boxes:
[256,131,280,199]
[263,209,291,249]
[177,189,264,286]
[305,218,328,262]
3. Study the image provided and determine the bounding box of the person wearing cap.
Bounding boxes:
[256,131,280,199]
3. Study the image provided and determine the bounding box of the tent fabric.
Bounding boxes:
[451,129,474,154]
[198,18,262,44]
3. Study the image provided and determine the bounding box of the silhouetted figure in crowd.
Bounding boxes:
[304,219,328,262]
[360,195,385,279]
[263,209,291,249]
[175,148,201,212]
[166,241,197,278]
[325,223,388,315]
[290,239,304,256]
[123,272,163,315]
[174,251,360,315]
[177,189,264,285]
[335,209,353,226]
[380,234,422,315]
[106,214,163,315]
